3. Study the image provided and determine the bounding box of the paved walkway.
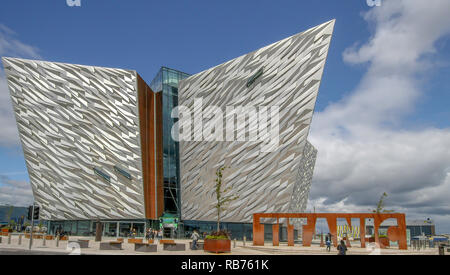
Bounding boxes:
[0,235,441,255]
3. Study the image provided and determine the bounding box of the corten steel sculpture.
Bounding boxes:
[253,213,407,250]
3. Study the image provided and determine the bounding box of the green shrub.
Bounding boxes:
[205,230,230,240]
[205,235,229,240]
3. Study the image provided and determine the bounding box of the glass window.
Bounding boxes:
[119,222,132,237]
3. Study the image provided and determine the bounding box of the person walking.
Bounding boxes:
[191,230,200,250]
[326,234,332,252]
[145,228,151,240]
[157,229,163,243]
[337,240,347,255]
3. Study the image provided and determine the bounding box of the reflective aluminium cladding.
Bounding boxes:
[178,20,334,223]
[2,57,164,221]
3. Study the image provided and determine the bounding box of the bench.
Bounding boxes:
[76,239,90,248]
[45,235,54,240]
[190,241,205,250]
[117,238,124,243]
[25,234,46,239]
[159,240,175,245]
[135,243,158,253]
[128,238,143,244]
[100,241,123,250]
[148,239,154,244]
[163,243,186,251]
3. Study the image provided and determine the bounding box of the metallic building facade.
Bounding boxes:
[2,57,164,221]
[179,20,334,223]
[2,19,334,229]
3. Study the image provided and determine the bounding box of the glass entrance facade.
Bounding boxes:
[150,67,190,218]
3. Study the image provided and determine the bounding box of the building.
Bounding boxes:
[366,219,436,238]
[0,206,28,225]
[2,19,335,239]
[2,58,164,237]
[178,20,333,235]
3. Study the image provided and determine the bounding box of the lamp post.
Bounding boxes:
[28,204,35,250]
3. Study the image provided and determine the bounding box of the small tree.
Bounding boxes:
[9,220,16,231]
[371,192,394,213]
[214,167,239,234]
[5,206,14,224]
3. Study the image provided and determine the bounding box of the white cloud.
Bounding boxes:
[309,0,450,233]
[0,175,33,207]
[0,24,41,147]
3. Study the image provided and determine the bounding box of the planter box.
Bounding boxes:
[204,239,231,253]
[135,243,157,253]
[100,242,122,250]
[163,243,186,251]
[128,238,143,244]
[366,237,375,243]
[160,240,175,244]
[379,237,390,248]
[76,240,90,249]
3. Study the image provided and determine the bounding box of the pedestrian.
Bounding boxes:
[191,230,200,250]
[157,229,163,243]
[326,234,331,252]
[337,240,347,255]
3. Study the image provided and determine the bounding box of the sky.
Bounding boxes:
[0,0,449,233]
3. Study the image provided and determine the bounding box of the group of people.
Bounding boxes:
[145,228,163,242]
[325,233,348,255]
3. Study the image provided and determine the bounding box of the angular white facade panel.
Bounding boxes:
[2,57,146,220]
[179,20,334,223]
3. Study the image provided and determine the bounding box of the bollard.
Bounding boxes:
[56,236,60,247]
[8,234,12,245]
[19,234,22,245]
[243,236,246,247]
[234,239,236,248]
[43,234,46,247]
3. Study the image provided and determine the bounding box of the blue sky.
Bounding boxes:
[1,0,450,233]
[0,0,374,182]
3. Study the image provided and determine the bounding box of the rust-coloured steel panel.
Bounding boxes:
[287,222,295,247]
[360,218,366,248]
[137,74,164,220]
[302,215,317,247]
[253,213,407,250]
[272,224,279,246]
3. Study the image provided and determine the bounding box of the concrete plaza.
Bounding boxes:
[0,234,443,255]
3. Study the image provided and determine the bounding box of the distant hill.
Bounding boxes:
[0,206,28,223]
